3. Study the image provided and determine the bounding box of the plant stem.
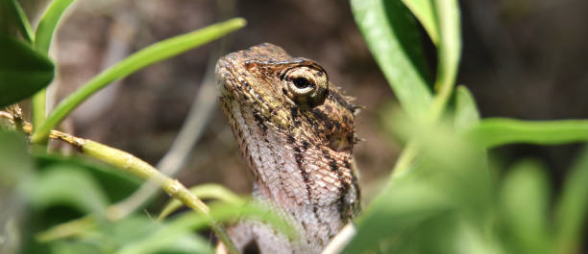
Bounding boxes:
[31,89,47,143]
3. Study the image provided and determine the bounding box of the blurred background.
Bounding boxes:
[26,0,588,220]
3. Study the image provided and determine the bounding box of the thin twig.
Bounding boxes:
[321,223,357,254]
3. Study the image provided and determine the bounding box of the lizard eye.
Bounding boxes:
[285,66,328,109]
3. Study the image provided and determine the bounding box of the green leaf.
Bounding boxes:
[468,118,588,148]
[344,178,453,254]
[350,0,432,120]
[428,0,462,120]
[27,165,110,215]
[34,0,76,55]
[554,146,588,253]
[158,184,245,221]
[454,85,480,132]
[402,0,439,44]
[0,35,55,107]
[32,17,246,143]
[499,159,553,254]
[33,153,142,203]
[7,0,34,43]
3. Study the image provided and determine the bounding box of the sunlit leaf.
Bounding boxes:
[0,35,54,107]
[428,0,461,120]
[34,0,77,55]
[350,0,432,120]
[402,0,438,44]
[469,118,588,148]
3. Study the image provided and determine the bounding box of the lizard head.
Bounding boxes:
[216,43,360,154]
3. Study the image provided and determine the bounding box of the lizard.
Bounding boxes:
[215,43,361,254]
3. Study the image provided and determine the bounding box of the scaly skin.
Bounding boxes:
[216,43,361,254]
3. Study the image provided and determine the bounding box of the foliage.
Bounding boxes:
[348,0,588,253]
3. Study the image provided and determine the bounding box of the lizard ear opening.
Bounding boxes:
[284,66,328,109]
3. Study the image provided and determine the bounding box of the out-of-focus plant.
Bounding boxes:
[0,1,284,254]
[345,0,588,253]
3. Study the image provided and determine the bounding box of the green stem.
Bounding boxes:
[31,18,246,143]
[31,88,47,143]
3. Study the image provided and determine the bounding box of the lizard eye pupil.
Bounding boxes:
[293,78,313,89]
[284,65,329,109]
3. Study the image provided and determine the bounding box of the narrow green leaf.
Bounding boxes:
[34,0,76,55]
[7,0,34,43]
[158,184,245,221]
[554,146,588,253]
[27,166,109,215]
[350,0,432,120]
[32,18,246,143]
[401,0,439,44]
[428,0,462,121]
[0,35,55,108]
[468,118,588,148]
[499,159,553,254]
[454,85,480,132]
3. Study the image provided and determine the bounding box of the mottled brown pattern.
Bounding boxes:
[216,43,361,254]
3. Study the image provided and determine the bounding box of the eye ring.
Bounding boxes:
[284,66,328,109]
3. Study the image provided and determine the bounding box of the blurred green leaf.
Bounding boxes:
[0,35,54,108]
[554,146,588,254]
[469,118,588,148]
[32,17,246,143]
[39,215,212,254]
[27,165,109,215]
[122,202,292,254]
[34,0,76,55]
[34,153,142,203]
[402,0,438,44]
[344,177,454,254]
[158,184,245,221]
[0,131,34,253]
[350,0,432,120]
[499,159,553,254]
[0,130,34,184]
[351,113,498,253]
[454,85,481,131]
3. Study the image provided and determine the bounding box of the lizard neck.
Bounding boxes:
[227,100,360,249]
